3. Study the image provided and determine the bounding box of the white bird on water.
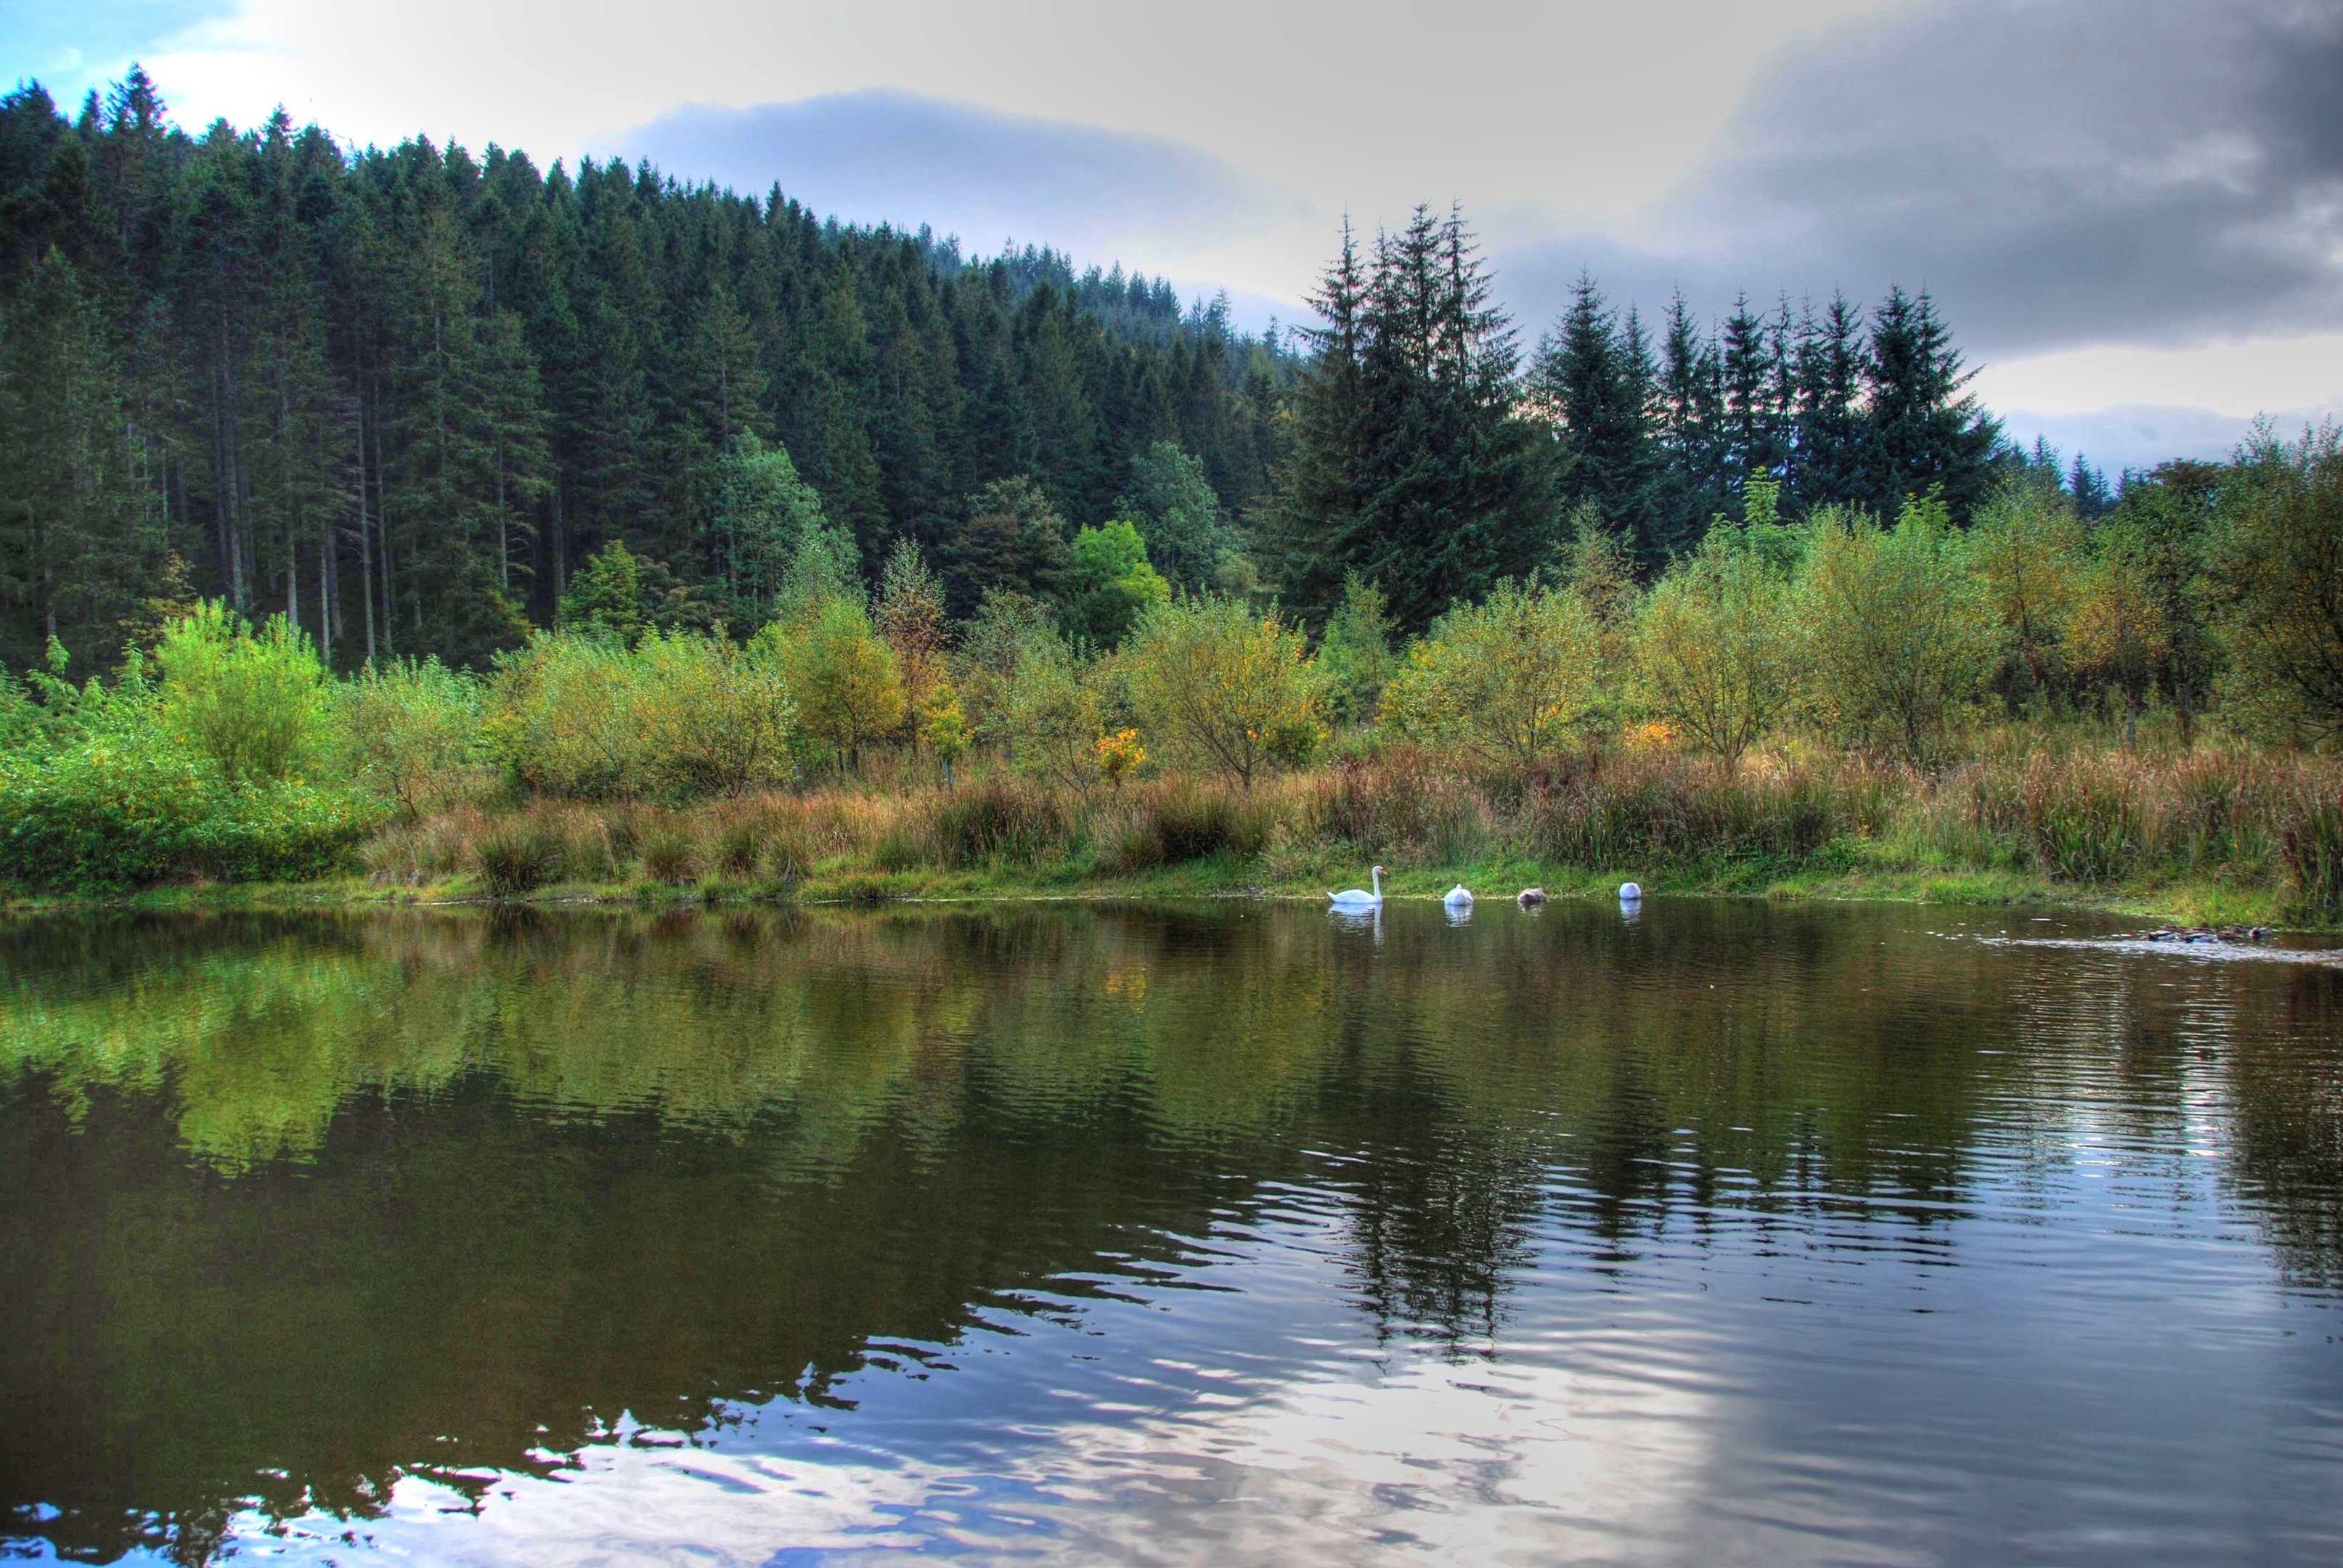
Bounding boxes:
[1329,866,1385,908]
[1443,884,1474,909]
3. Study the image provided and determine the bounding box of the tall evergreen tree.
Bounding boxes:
[1865,286,2000,520]
[1789,292,1869,514]
[1533,274,1654,550]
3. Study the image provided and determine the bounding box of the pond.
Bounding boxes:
[3,899,2341,1565]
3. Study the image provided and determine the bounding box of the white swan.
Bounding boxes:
[1618,881,1643,902]
[1329,866,1385,908]
[1443,884,1473,908]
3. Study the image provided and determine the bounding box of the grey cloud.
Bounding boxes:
[1496,0,2343,359]
[606,90,1311,268]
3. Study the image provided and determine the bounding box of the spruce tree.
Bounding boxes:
[1533,275,1654,553]
[1789,292,1870,513]
[1865,287,2000,521]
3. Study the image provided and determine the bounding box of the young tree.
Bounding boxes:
[1380,578,1602,765]
[1796,495,1996,767]
[1636,529,1796,775]
[2108,461,2222,744]
[1059,520,1170,647]
[874,536,947,741]
[153,600,335,784]
[337,657,482,818]
[2067,542,2165,749]
[712,431,852,628]
[1316,571,1395,724]
[937,476,1070,621]
[786,597,906,771]
[1968,478,2083,714]
[2208,424,2343,746]
[1127,595,1324,787]
[559,539,648,643]
[1115,441,1230,592]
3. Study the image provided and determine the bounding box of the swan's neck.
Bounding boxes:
[1371,867,1382,897]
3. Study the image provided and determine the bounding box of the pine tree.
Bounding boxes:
[0,247,160,669]
[1648,292,1729,567]
[1533,275,1654,552]
[1790,292,1870,513]
[1865,287,2000,521]
[1263,219,1369,618]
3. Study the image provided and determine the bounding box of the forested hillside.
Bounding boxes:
[0,70,1292,674]
[6,68,2053,674]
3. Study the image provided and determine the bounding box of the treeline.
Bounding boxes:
[1262,211,2050,626]
[0,70,1289,674]
[0,66,2156,682]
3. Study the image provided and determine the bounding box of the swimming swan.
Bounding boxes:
[1329,867,1385,908]
[1443,884,1473,908]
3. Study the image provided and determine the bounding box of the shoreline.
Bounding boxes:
[3,859,2318,931]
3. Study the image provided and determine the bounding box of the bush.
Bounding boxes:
[484,629,796,800]
[338,657,484,819]
[473,820,565,898]
[1383,579,1600,766]
[929,781,1070,867]
[0,738,381,891]
[154,602,337,784]
[1128,596,1324,788]
[1798,498,1996,767]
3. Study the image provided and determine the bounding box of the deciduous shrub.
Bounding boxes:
[1383,579,1599,766]
[1128,596,1324,788]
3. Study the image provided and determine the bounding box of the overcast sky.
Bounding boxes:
[10,0,2342,474]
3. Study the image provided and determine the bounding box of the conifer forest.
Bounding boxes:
[2,70,2339,922]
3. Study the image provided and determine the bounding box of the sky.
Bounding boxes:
[7,0,2341,475]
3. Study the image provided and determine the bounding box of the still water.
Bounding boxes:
[3,899,2341,1565]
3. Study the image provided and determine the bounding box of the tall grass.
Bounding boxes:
[353,734,2343,923]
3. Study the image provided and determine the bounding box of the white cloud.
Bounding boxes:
[52,0,2343,448]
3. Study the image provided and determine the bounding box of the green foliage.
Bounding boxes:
[1968,478,2082,709]
[952,589,1064,746]
[559,542,648,644]
[2210,425,2343,747]
[485,629,797,799]
[783,599,906,770]
[1002,643,1106,790]
[337,658,484,820]
[1637,528,1796,774]
[153,602,337,785]
[1059,520,1170,647]
[712,432,856,626]
[1128,596,1324,787]
[937,478,1071,621]
[1796,497,1995,767]
[1316,573,1396,724]
[1382,579,1601,764]
[1117,442,1231,592]
[0,716,382,892]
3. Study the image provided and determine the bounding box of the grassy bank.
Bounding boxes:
[14,740,2337,930]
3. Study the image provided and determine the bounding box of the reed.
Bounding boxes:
[344,732,2342,923]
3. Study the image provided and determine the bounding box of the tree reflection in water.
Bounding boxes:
[1,902,2337,1564]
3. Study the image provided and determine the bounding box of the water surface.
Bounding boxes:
[3,899,2340,1564]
